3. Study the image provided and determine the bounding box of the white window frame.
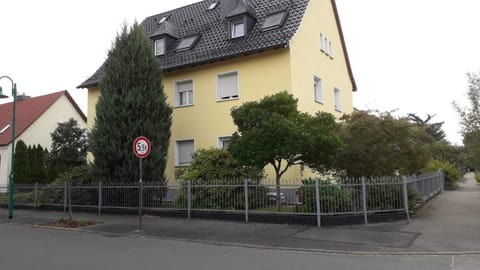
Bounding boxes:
[217,71,239,101]
[328,41,333,58]
[217,136,232,149]
[334,87,342,112]
[154,38,165,56]
[231,19,245,38]
[174,79,194,107]
[175,139,195,166]
[314,76,323,103]
[320,33,325,52]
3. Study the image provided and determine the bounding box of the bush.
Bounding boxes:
[297,178,350,213]
[176,148,267,210]
[422,159,461,190]
[476,172,480,183]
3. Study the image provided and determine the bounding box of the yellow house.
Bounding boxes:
[78,0,356,182]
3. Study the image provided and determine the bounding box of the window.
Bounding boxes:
[231,19,245,38]
[261,11,287,31]
[218,136,232,149]
[334,88,341,111]
[328,41,333,58]
[176,35,198,52]
[176,140,194,166]
[154,38,165,56]
[0,124,10,134]
[320,33,334,58]
[320,33,325,52]
[158,16,169,23]
[207,2,218,10]
[175,80,194,106]
[314,76,323,103]
[217,72,239,100]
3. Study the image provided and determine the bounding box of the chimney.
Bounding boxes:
[17,93,31,102]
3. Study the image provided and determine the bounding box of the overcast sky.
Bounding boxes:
[1,0,478,145]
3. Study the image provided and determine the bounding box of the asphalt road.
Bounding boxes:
[0,223,479,270]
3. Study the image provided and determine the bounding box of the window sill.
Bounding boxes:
[175,164,191,168]
[174,104,194,109]
[335,108,342,113]
[314,100,324,105]
[216,97,239,103]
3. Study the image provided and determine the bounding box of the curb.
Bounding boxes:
[6,221,479,257]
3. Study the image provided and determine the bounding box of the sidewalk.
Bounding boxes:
[1,173,479,255]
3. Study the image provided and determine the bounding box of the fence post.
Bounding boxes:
[33,183,38,212]
[361,177,368,225]
[315,178,321,228]
[244,178,249,223]
[187,180,192,220]
[63,182,67,213]
[402,176,410,223]
[98,181,103,215]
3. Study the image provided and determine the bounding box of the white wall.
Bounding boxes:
[0,94,87,187]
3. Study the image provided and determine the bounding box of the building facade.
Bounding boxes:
[0,91,87,187]
[79,0,356,182]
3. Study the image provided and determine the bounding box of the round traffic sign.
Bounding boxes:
[133,136,151,159]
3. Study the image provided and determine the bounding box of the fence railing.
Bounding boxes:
[0,171,444,227]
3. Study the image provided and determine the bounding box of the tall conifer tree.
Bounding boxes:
[89,23,172,183]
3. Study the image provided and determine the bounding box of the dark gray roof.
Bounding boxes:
[78,0,310,88]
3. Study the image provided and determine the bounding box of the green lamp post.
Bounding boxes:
[0,75,17,219]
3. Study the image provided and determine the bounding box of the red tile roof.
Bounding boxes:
[0,90,86,146]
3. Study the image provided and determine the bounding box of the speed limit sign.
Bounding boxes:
[133,136,151,159]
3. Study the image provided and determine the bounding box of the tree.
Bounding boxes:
[176,148,266,210]
[407,113,446,141]
[228,91,342,210]
[15,141,48,184]
[89,23,172,183]
[14,140,30,184]
[463,130,480,170]
[453,72,480,134]
[49,118,87,181]
[30,144,48,183]
[336,111,432,177]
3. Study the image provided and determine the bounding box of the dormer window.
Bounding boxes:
[158,16,169,24]
[231,19,245,38]
[0,124,11,134]
[261,11,287,31]
[176,35,199,52]
[155,38,165,56]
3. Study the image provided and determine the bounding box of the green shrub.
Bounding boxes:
[176,148,267,210]
[422,159,461,190]
[366,184,404,210]
[476,173,480,183]
[297,178,350,213]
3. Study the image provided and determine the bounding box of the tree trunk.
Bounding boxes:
[275,175,281,212]
[68,179,73,221]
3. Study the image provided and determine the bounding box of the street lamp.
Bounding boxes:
[0,75,17,219]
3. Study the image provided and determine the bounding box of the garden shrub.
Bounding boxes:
[297,178,350,213]
[176,148,267,210]
[422,159,461,190]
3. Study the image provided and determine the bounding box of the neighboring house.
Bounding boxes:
[78,0,356,182]
[0,91,87,187]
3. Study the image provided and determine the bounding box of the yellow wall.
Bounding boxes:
[289,0,354,117]
[164,49,292,182]
[287,0,355,179]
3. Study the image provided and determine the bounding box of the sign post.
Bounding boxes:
[133,136,151,231]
